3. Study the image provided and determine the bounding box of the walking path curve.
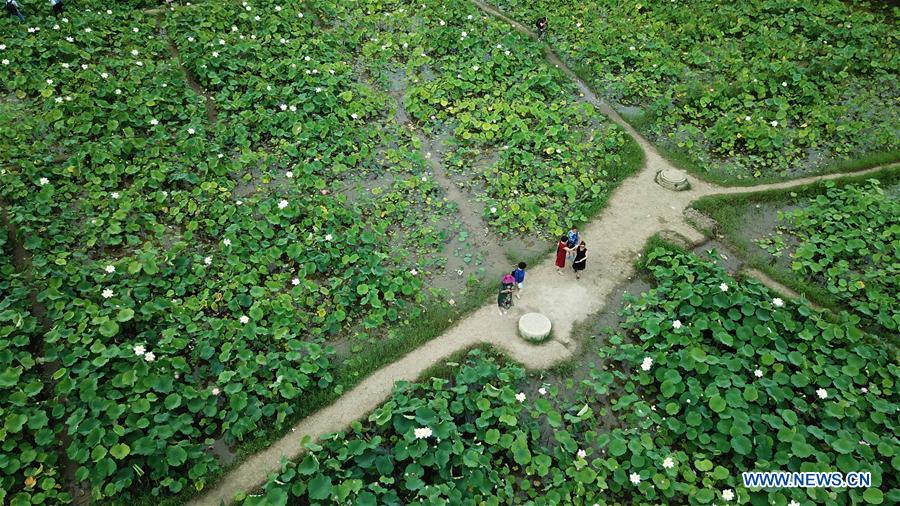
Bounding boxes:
[189,3,897,504]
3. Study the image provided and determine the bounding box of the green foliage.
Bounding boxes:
[253,247,898,505]
[492,0,900,181]
[0,0,638,501]
[778,180,899,331]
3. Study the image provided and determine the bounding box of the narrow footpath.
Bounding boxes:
[189,3,897,504]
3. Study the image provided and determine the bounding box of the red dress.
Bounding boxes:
[555,240,567,268]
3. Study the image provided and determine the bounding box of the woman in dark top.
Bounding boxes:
[572,241,587,279]
[536,17,547,39]
[497,273,515,315]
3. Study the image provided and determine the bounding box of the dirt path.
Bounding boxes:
[189,5,898,504]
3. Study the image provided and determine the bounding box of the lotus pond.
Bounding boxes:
[491,0,900,183]
[249,245,899,505]
[0,0,639,502]
[691,169,900,333]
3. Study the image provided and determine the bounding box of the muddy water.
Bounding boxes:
[384,66,515,295]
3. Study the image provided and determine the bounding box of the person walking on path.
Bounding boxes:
[498,273,515,315]
[566,226,580,260]
[50,0,63,16]
[512,262,527,299]
[6,0,25,21]
[555,235,571,274]
[572,241,587,279]
[535,17,547,39]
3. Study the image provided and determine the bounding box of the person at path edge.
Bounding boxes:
[536,17,547,39]
[498,273,515,315]
[555,235,571,274]
[512,262,527,299]
[566,225,580,259]
[50,0,63,16]
[6,0,24,21]
[572,241,588,279]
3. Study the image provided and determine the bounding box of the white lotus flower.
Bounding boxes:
[38,177,50,186]
[629,472,641,484]
[84,28,91,33]
[577,449,586,458]
[133,27,139,33]
[0,44,5,50]
[187,128,195,135]
[223,238,232,246]
[754,369,763,378]
[461,31,467,38]
[65,37,74,42]
[439,19,445,26]
[672,320,682,329]
[490,207,497,214]
[204,256,212,265]
[105,264,116,273]
[719,283,729,292]
[102,289,114,299]
[816,388,828,399]
[150,119,159,126]
[315,87,322,93]
[211,387,221,395]
[239,315,249,324]
[101,72,109,79]
[782,81,787,87]
[1,60,8,66]
[144,352,156,362]
[275,5,282,11]
[722,489,734,501]
[187,36,194,42]
[772,298,784,307]
[325,234,333,241]
[538,387,547,395]
[409,269,418,276]
[133,344,146,356]
[111,192,120,199]
[278,199,289,209]
[46,79,54,85]
[663,457,674,469]
[351,113,359,119]
[788,501,800,506]
[640,357,653,371]
[414,426,432,439]
[212,51,219,57]
[291,277,300,286]
[131,49,139,56]
[115,89,122,95]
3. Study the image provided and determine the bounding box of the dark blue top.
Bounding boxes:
[513,268,526,283]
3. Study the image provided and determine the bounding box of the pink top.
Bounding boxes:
[501,274,515,284]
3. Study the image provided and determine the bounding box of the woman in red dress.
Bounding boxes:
[555,235,570,274]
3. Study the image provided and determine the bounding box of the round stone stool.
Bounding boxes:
[519,313,552,343]
[656,168,690,191]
